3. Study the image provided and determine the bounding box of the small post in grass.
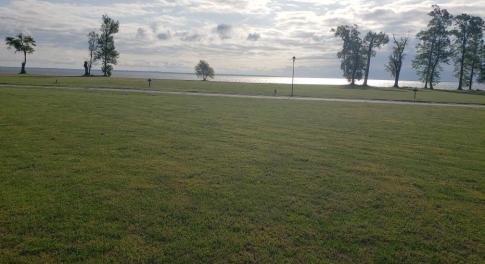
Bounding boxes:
[413,88,418,102]
[291,56,296,97]
[148,78,152,87]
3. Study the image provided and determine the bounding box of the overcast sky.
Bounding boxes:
[1,0,484,80]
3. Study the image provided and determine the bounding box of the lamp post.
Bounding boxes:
[291,56,296,97]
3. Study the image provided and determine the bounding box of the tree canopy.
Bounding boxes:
[5,34,36,74]
[87,31,99,76]
[95,15,120,77]
[195,60,215,81]
[386,35,408,88]
[333,25,366,85]
[412,5,453,89]
[363,31,389,86]
[451,14,484,89]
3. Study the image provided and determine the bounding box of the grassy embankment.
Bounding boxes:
[1,73,485,104]
[0,85,484,263]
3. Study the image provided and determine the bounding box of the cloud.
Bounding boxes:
[157,32,171,41]
[215,24,232,40]
[1,0,485,79]
[175,32,204,42]
[136,27,148,39]
[247,33,261,41]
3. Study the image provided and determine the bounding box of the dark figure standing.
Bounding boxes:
[83,61,89,76]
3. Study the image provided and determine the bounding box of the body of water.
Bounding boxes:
[1,66,484,91]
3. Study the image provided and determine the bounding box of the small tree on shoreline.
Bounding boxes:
[479,40,485,84]
[87,31,98,76]
[363,31,389,86]
[95,15,119,77]
[412,5,453,89]
[386,35,408,88]
[333,25,366,85]
[452,14,484,90]
[195,60,215,81]
[5,34,36,74]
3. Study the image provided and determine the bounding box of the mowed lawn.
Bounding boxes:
[0,87,484,263]
[1,74,485,104]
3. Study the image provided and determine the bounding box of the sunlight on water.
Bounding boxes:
[212,76,485,90]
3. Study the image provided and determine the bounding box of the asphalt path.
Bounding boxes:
[2,84,484,109]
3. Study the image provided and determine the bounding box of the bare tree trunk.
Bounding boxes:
[429,54,441,90]
[20,51,27,74]
[394,58,403,88]
[393,67,400,88]
[468,44,480,90]
[469,60,475,90]
[424,62,430,89]
[430,62,438,90]
[363,44,372,86]
[88,50,93,76]
[104,55,108,77]
[458,35,467,90]
[424,41,435,89]
[351,65,356,86]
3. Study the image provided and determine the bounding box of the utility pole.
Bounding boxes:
[291,56,296,97]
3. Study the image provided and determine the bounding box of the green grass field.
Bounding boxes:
[1,73,485,104]
[1,79,484,263]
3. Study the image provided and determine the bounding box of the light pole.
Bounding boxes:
[291,56,296,97]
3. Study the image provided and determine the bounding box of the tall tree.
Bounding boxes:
[95,15,119,77]
[412,5,453,89]
[363,31,389,86]
[452,14,484,90]
[466,26,484,90]
[479,40,485,84]
[87,31,98,76]
[465,17,483,90]
[5,34,36,74]
[333,25,366,85]
[385,35,408,88]
[195,60,215,81]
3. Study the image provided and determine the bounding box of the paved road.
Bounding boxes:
[2,84,485,109]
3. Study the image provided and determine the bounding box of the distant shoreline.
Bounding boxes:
[0,66,290,79]
[1,66,484,91]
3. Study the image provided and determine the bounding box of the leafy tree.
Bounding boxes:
[95,15,119,77]
[87,31,98,76]
[5,34,36,74]
[452,14,484,90]
[195,60,215,81]
[412,5,453,89]
[333,25,366,85]
[465,22,484,90]
[385,35,408,88]
[363,31,389,86]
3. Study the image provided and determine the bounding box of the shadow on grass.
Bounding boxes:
[7,73,113,78]
[342,84,410,93]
